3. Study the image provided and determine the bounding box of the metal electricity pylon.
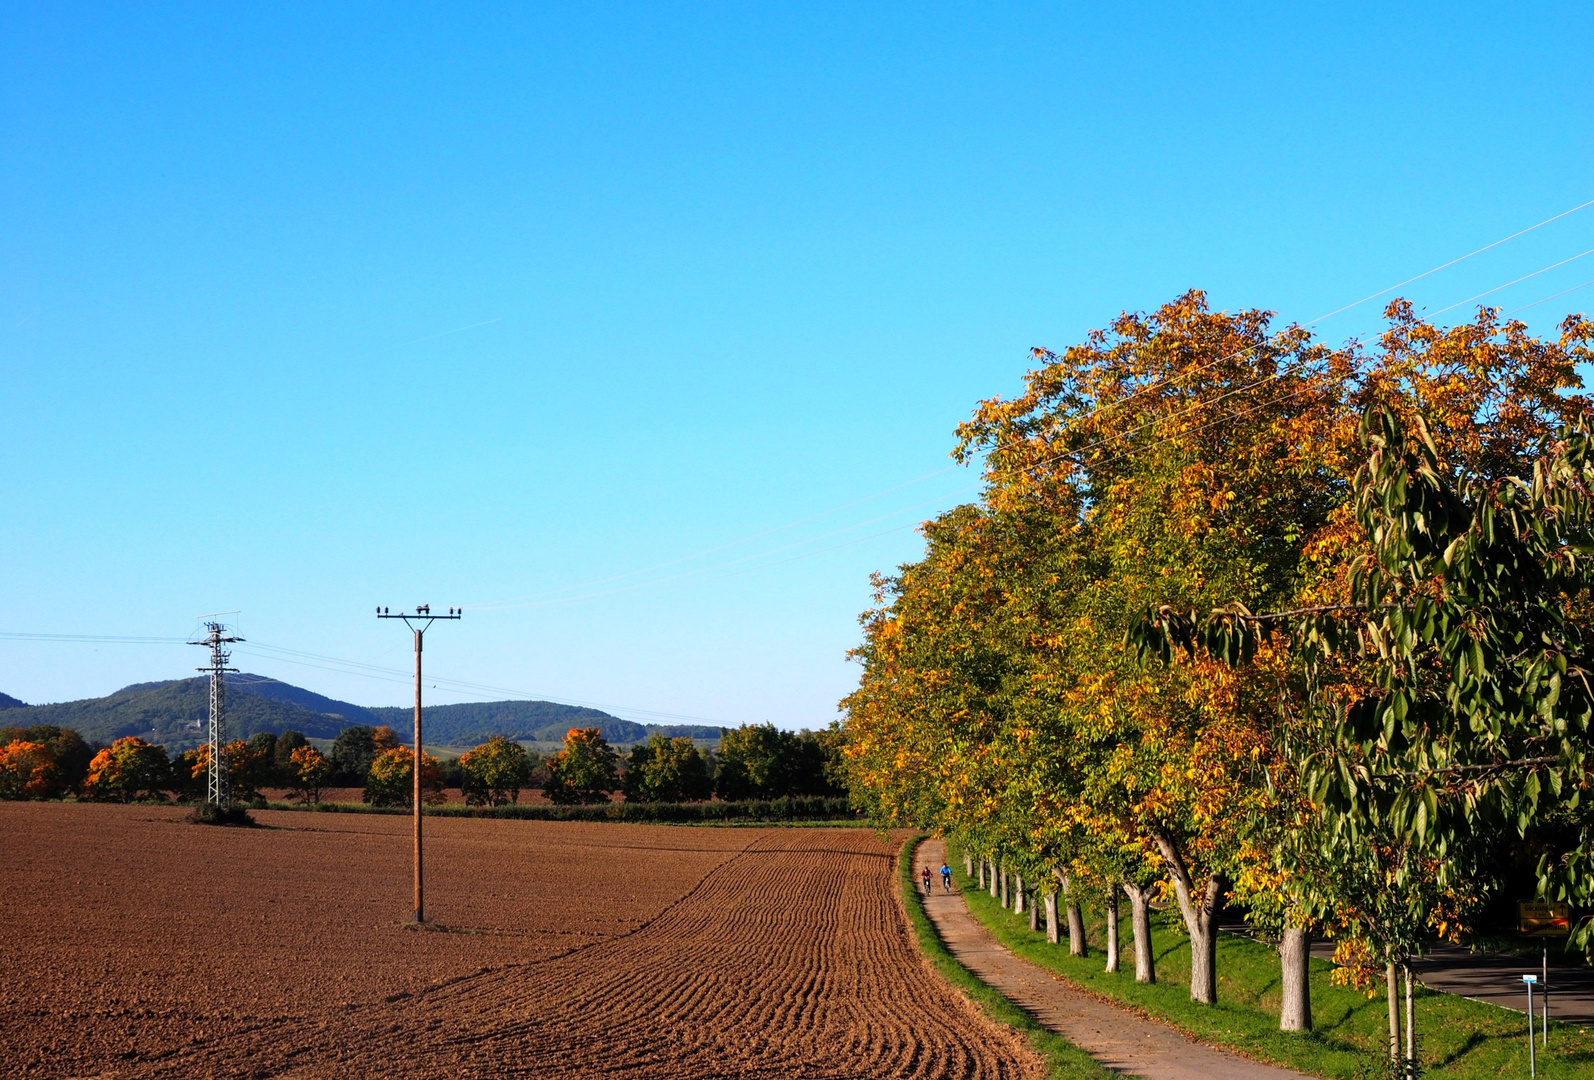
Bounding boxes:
[190,621,243,808]
[376,605,461,924]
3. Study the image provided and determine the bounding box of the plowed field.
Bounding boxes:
[1,803,1039,1078]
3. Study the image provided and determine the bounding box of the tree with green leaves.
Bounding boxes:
[364,746,444,807]
[543,727,619,805]
[330,725,400,785]
[623,734,712,803]
[1135,401,1594,1063]
[460,735,533,806]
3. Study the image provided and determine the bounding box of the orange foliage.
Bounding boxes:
[0,741,61,800]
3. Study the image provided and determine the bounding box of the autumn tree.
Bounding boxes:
[624,734,712,803]
[228,740,274,802]
[286,744,331,805]
[1133,302,1594,1048]
[543,727,619,805]
[0,741,61,799]
[180,739,274,803]
[364,746,444,807]
[274,730,309,771]
[0,725,91,793]
[81,737,172,802]
[459,735,533,806]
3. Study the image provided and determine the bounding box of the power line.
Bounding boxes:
[1504,279,1594,318]
[1308,197,1594,325]
[460,195,1594,613]
[236,639,732,726]
[1428,247,1594,319]
[0,632,187,644]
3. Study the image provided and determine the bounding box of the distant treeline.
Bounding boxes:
[0,720,848,809]
[282,796,858,823]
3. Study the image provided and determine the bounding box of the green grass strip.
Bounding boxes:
[948,846,1594,1080]
[898,837,1115,1080]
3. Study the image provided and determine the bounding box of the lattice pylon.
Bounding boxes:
[193,621,241,808]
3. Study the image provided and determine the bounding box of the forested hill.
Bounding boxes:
[4,675,360,751]
[1,677,721,751]
[365,700,721,747]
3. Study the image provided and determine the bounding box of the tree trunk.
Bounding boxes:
[1123,882,1155,984]
[1279,926,1312,1032]
[965,852,973,877]
[977,859,985,889]
[1028,889,1039,932]
[1052,869,1087,957]
[1104,884,1120,973]
[999,865,1009,907]
[1386,960,1400,1064]
[1044,892,1060,944]
[1014,874,1025,915]
[1151,832,1224,1004]
[988,861,998,899]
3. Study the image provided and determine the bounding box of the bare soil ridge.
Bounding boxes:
[4,803,1041,1078]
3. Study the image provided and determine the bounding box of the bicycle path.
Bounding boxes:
[915,837,1315,1080]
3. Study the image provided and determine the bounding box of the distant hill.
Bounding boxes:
[227,675,377,727]
[5,675,356,751]
[3,677,721,752]
[366,701,721,747]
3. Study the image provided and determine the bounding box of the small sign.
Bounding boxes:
[1523,974,1538,983]
[1519,902,1572,938]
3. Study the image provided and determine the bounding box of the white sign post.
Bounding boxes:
[1523,975,1538,1078]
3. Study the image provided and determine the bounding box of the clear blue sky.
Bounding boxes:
[4,2,1593,728]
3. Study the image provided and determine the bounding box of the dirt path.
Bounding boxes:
[915,838,1316,1080]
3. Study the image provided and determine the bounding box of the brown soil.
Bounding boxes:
[2,802,1039,1078]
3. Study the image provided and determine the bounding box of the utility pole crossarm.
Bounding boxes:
[376,606,461,924]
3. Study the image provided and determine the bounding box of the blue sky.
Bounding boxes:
[4,2,1593,728]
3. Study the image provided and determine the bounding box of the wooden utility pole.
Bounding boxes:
[377,605,460,923]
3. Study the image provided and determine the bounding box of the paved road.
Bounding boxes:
[915,838,1315,1080]
[1219,921,1594,1027]
[1396,942,1590,1026]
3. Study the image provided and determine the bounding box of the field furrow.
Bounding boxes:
[3,804,1039,1078]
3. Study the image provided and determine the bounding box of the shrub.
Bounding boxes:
[187,802,256,826]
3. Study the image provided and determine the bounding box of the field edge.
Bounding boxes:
[898,837,1114,1080]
